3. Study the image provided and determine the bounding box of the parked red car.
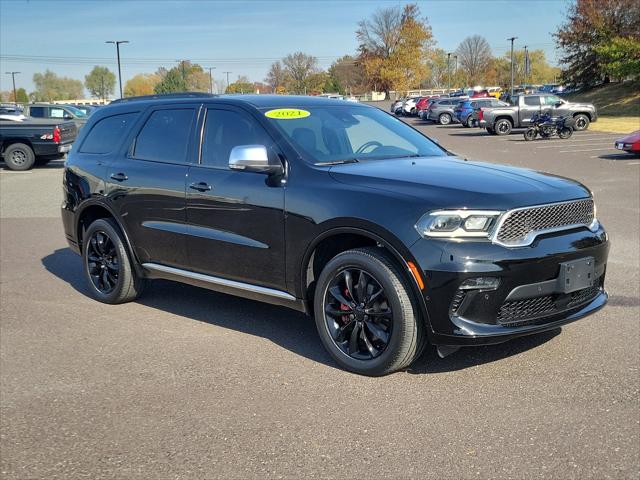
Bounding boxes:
[471,90,491,98]
[614,130,640,154]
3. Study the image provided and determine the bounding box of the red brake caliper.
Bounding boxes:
[340,288,351,323]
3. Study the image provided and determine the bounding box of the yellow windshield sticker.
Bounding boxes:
[265,108,310,119]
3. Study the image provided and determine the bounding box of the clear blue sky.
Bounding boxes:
[0,0,569,95]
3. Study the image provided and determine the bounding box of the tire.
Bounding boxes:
[410,108,416,116]
[463,115,472,127]
[3,143,35,171]
[313,247,425,376]
[524,128,537,141]
[439,113,452,125]
[573,114,590,131]
[494,118,512,135]
[83,218,145,304]
[559,127,573,139]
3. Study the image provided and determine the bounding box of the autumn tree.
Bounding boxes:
[595,36,640,80]
[226,75,254,94]
[154,61,209,94]
[326,55,366,94]
[356,3,432,94]
[84,66,116,100]
[7,87,29,103]
[555,0,640,86]
[265,61,287,92]
[32,70,84,101]
[423,48,448,88]
[282,52,318,94]
[124,73,161,97]
[455,35,492,86]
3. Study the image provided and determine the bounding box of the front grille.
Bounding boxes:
[496,199,594,246]
[497,281,602,327]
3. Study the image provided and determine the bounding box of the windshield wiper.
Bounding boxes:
[314,158,359,166]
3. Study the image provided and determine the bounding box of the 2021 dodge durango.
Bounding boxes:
[61,93,609,376]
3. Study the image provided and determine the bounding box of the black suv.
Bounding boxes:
[61,93,610,376]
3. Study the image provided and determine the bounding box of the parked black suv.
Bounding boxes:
[61,93,609,376]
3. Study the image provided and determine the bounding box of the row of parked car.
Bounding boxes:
[0,102,101,170]
[392,90,598,136]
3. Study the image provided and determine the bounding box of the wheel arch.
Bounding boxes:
[1,138,34,156]
[75,201,142,275]
[299,225,433,336]
[572,111,593,121]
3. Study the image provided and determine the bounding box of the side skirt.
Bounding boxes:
[141,263,307,313]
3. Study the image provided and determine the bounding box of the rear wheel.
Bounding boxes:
[3,143,35,171]
[463,115,472,127]
[439,113,452,125]
[573,114,590,131]
[313,248,424,376]
[494,118,512,135]
[83,218,145,304]
[524,128,537,141]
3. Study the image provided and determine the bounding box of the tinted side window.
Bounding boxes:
[201,109,274,169]
[134,108,195,163]
[524,96,541,106]
[29,106,45,118]
[79,112,138,154]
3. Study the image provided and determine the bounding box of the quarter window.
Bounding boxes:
[79,113,138,154]
[201,109,274,168]
[134,108,195,163]
[29,106,45,118]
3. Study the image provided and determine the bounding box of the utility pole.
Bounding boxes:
[507,37,517,97]
[206,67,216,94]
[523,45,529,89]
[223,71,232,93]
[106,40,129,98]
[453,55,458,88]
[5,71,20,106]
[447,52,451,92]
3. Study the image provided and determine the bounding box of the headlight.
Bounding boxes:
[415,210,502,238]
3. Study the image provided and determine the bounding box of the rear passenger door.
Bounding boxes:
[520,96,542,125]
[105,105,199,269]
[184,105,286,290]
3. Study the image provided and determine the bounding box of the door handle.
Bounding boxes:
[110,172,128,182]
[189,182,212,192]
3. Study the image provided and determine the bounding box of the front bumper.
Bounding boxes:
[409,224,609,346]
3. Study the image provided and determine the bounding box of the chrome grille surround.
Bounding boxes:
[492,198,596,247]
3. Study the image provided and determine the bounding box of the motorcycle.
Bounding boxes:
[524,112,575,141]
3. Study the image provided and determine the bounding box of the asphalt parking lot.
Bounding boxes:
[1,109,638,479]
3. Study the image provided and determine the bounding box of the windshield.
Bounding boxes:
[64,105,87,117]
[263,105,446,164]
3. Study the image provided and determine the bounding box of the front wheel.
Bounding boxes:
[559,127,573,139]
[524,128,537,141]
[83,218,145,304]
[494,119,512,135]
[313,248,424,376]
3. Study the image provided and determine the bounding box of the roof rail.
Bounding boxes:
[111,92,216,104]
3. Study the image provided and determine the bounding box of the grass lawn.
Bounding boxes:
[590,116,640,134]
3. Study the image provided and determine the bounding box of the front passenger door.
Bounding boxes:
[520,96,542,125]
[185,106,286,290]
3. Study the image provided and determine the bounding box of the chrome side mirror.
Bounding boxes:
[229,145,283,175]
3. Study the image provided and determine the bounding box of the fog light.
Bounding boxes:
[459,277,500,290]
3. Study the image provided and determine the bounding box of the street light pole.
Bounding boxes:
[5,71,20,106]
[507,37,517,97]
[206,67,216,94]
[523,45,528,88]
[447,53,451,92]
[223,71,232,93]
[106,40,129,98]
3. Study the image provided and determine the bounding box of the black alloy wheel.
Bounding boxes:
[573,114,589,131]
[323,268,392,360]
[86,230,120,294]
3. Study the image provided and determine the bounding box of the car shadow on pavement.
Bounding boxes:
[42,247,562,374]
[596,153,639,161]
[408,327,562,374]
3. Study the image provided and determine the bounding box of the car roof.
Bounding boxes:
[109,93,369,110]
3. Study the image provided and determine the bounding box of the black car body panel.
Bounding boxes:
[61,94,609,347]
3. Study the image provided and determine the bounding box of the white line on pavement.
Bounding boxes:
[535,142,614,149]
[559,147,617,153]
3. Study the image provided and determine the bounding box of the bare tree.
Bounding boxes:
[455,35,492,85]
[356,5,403,58]
[282,52,318,94]
[265,61,287,92]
